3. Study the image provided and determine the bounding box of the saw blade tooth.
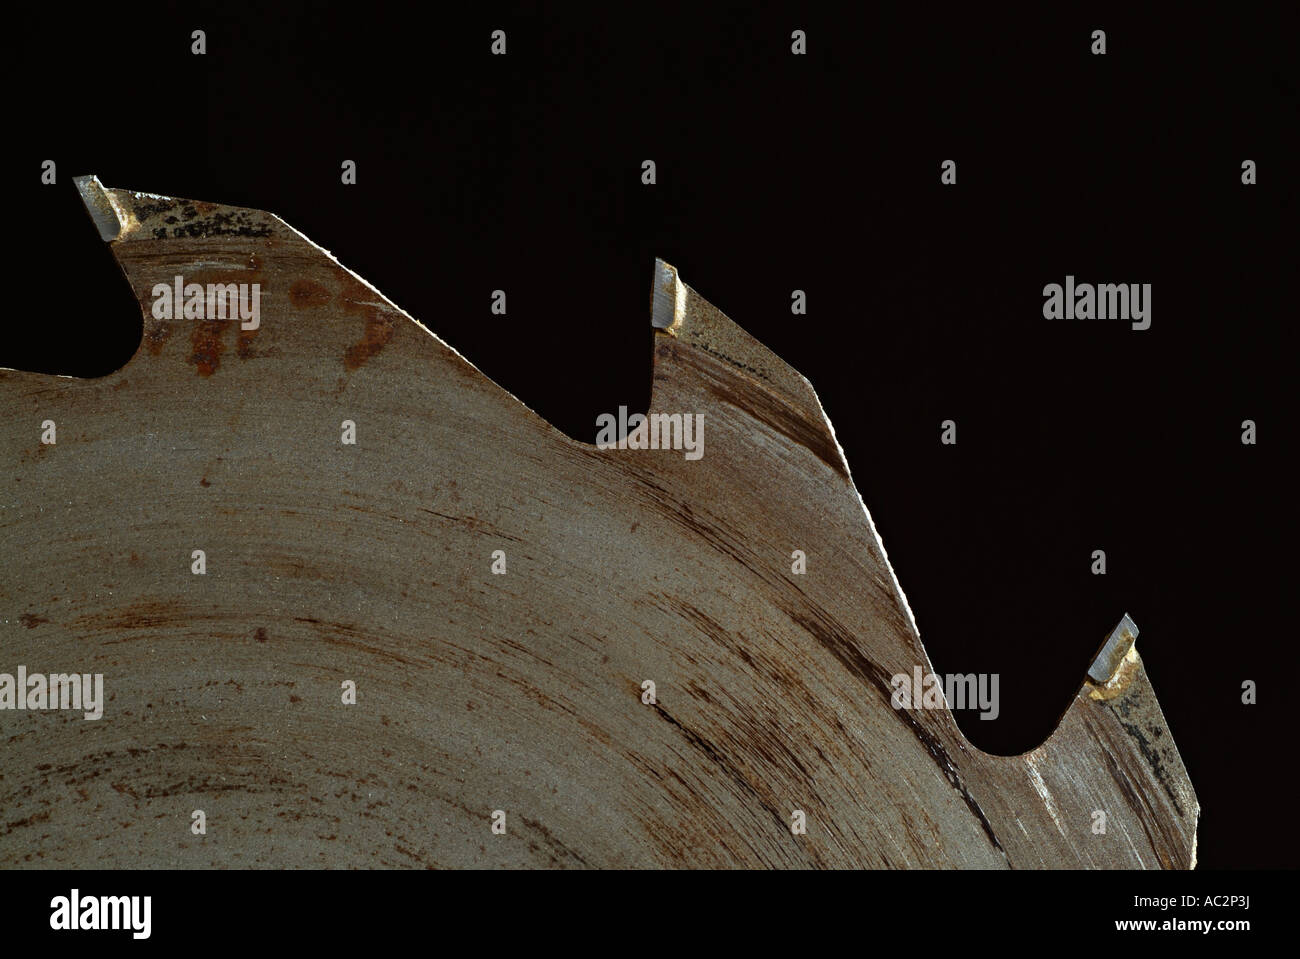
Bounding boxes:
[1087,612,1139,684]
[651,258,685,334]
[74,173,123,242]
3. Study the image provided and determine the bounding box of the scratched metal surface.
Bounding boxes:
[0,181,1197,868]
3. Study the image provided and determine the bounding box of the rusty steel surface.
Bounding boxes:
[0,178,1198,868]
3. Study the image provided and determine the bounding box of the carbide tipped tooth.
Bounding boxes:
[74,174,123,242]
[651,258,685,333]
[1087,613,1139,684]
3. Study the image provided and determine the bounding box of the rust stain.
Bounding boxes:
[190,320,229,376]
[289,278,332,308]
[76,600,181,633]
[338,270,396,371]
[343,313,395,371]
[179,267,267,367]
[2,810,51,836]
[18,613,49,629]
[236,327,260,360]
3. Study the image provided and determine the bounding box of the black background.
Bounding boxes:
[9,2,1297,872]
